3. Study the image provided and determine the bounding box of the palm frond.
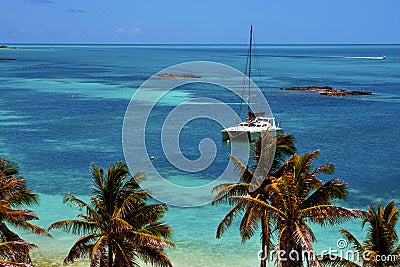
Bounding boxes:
[118,201,166,223]
[211,182,251,205]
[110,217,133,233]
[384,200,399,223]
[63,233,99,264]
[270,155,293,179]
[339,229,364,253]
[4,189,39,208]
[311,163,335,176]
[301,178,349,209]
[2,209,38,223]
[89,235,106,266]
[89,198,104,221]
[129,230,174,248]
[302,220,317,243]
[301,205,365,226]
[270,133,297,173]
[0,241,37,261]
[10,221,51,237]
[0,160,20,177]
[230,196,286,219]
[112,240,133,267]
[126,204,168,228]
[48,220,97,235]
[383,200,399,243]
[135,244,173,267]
[90,163,105,201]
[252,132,276,179]
[141,222,173,239]
[269,173,296,214]
[0,177,38,208]
[229,154,255,184]
[119,172,145,196]
[362,200,400,256]
[63,193,91,211]
[393,244,400,255]
[239,200,262,242]
[0,261,36,267]
[216,203,246,239]
[63,194,101,222]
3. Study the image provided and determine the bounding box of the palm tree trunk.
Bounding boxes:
[260,238,267,267]
[280,240,289,267]
[108,242,113,267]
[278,224,307,267]
[280,243,303,267]
[260,216,267,267]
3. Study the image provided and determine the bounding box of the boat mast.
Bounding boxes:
[247,25,253,121]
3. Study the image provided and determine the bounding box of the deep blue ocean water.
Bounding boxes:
[0,44,399,266]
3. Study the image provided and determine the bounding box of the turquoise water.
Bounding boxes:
[0,44,399,266]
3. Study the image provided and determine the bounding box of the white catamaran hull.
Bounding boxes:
[221,125,282,142]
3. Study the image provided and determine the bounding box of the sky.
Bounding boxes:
[1,0,399,44]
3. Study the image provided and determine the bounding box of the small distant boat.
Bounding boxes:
[383,55,386,60]
[221,25,282,142]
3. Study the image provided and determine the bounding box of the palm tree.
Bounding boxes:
[0,158,50,265]
[321,200,400,267]
[212,132,296,267]
[48,161,174,267]
[233,150,365,267]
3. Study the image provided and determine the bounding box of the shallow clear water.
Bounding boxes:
[0,44,399,266]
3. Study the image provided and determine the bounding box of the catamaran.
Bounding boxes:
[221,25,282,142]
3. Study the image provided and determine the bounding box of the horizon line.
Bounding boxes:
[1,42,400,46]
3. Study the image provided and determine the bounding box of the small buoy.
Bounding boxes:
[150,156,155,160]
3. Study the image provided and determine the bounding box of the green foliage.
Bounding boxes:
[234,151,364,266]
[321,200,400,267]
[49,161,174,267]
[0,158,50,266]
[212,134,364,267]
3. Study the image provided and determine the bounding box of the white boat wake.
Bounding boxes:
[346,56,386,60]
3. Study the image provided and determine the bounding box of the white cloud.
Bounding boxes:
[116,28,124,33]
[130,27,141,34]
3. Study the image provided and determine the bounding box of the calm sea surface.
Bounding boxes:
[0,44,399,266]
